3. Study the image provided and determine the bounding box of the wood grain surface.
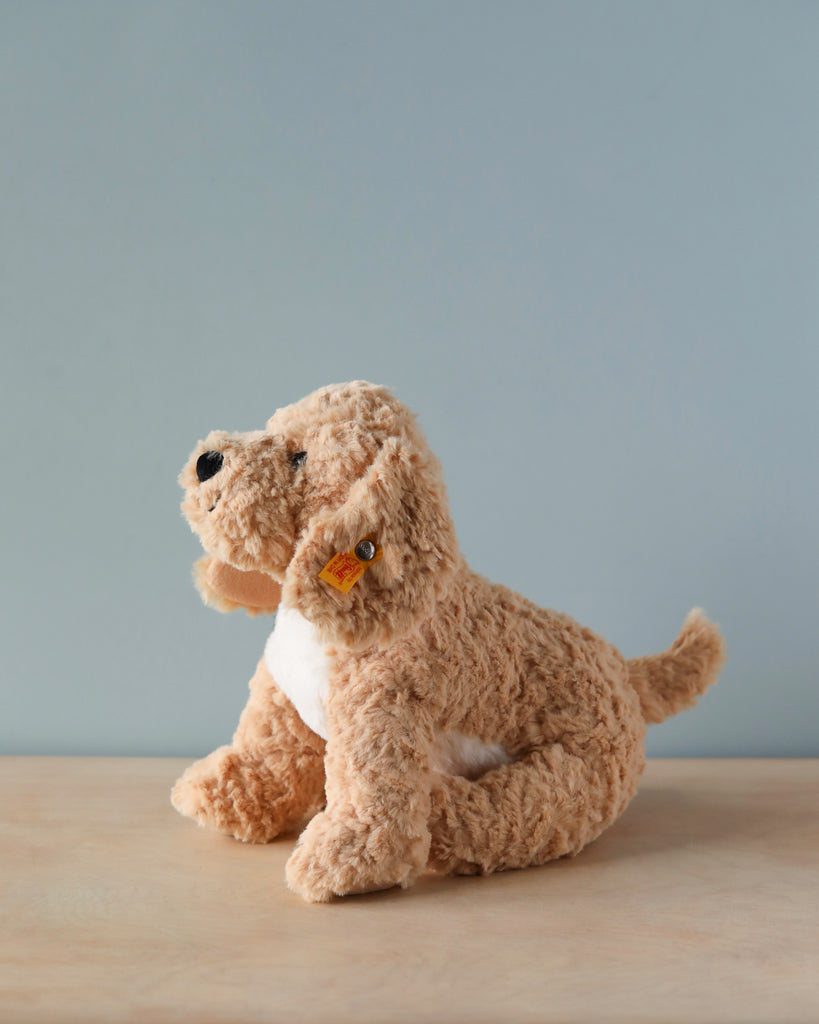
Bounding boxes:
[1,758,817,1023]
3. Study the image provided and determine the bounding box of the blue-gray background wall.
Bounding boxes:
[1,2,816,757]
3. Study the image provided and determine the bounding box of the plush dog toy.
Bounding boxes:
[172,381,725,902]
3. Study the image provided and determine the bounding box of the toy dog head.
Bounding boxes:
[180,381,460,649]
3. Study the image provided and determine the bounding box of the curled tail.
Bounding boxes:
[628,608,726,725]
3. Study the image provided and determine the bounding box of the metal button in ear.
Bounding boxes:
[354,539,376,562]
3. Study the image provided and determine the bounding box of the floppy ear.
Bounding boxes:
[283,436,460,649]
[193,556,282,616]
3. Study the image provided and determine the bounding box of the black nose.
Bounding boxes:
[196,450,224,483]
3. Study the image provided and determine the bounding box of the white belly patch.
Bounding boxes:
[264,605,512,779]
[428,731,513,780]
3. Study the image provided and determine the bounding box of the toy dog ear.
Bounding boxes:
[193,556,282,616]
[283,436,460,649]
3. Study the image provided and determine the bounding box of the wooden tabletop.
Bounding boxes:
[1,758,817,1023]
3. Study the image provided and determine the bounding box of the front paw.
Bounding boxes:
[171,746,292,843]
[285,812,430,903]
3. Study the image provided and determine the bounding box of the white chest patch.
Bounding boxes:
[264,605,512,779]
[264,606,332,740]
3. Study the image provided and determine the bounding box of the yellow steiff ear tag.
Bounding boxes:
[319,537,383,594]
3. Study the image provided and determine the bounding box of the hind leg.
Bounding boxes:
[172,658,326,842]
[427,738,645,875]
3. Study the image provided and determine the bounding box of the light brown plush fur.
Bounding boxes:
[172,381,725,902]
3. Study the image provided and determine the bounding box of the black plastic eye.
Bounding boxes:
[290,450,307,469]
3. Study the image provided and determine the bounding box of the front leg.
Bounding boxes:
[172,657,326,842]
[285,656,433,902]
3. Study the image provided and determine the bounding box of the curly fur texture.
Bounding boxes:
[172,381,725,902]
